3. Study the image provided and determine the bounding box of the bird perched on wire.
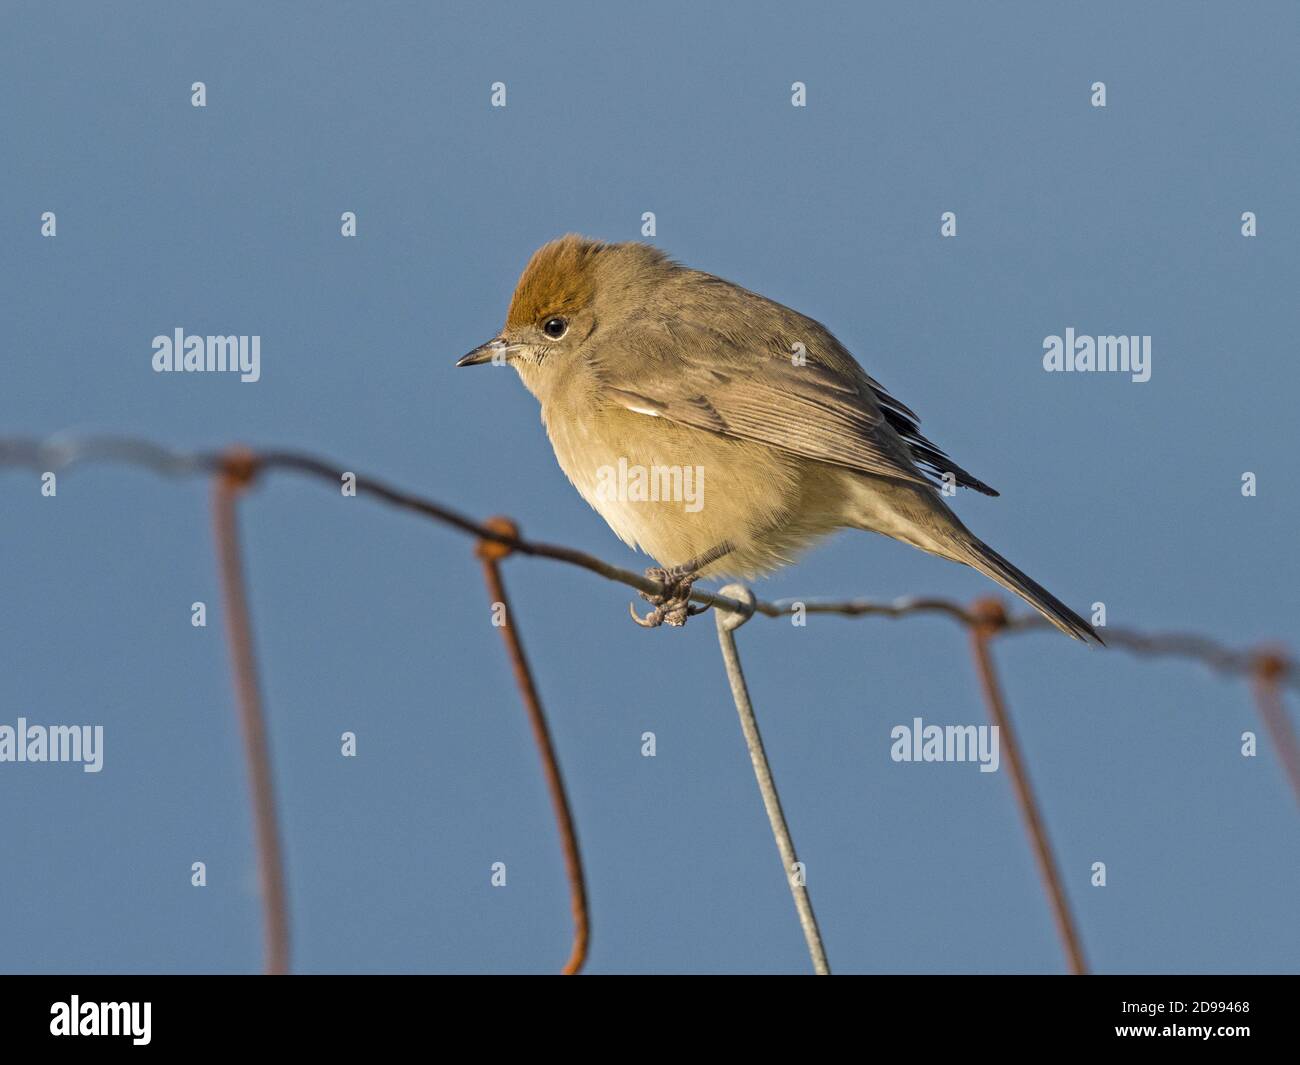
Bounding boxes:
[458,235,1100,643]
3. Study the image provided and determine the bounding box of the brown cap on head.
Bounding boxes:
[506,235,606,330]
[505,234,673,330]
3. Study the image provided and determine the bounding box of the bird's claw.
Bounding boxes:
[628,567,710,628]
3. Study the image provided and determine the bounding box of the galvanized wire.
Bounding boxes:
[715,584,830,975]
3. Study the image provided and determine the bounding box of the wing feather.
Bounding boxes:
[591,285,996,496]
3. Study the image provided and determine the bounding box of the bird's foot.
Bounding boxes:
[629,567,711,628]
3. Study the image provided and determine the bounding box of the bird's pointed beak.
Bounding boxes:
[456,337,508,367]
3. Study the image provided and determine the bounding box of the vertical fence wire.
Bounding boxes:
[476,517,590,975]
[714,584,831,974]
[211,452,291,975]
[969,599,1088,975]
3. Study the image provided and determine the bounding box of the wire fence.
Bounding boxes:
[2,433,1296,975]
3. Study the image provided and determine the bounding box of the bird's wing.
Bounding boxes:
[861,374,999,496]
[591,294,996,495]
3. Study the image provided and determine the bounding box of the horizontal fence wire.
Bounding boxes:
[4,434,1293,690]
[2,433,1296,974]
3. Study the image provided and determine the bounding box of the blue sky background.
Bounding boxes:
[1,1,1296,974]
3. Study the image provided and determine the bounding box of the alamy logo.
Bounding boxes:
[890,717,1000,773]
[0,718,103,772]
[151,328,261,382]
[1042,328,1151,382]
[50,996,150,1045]
[595,457,705,513]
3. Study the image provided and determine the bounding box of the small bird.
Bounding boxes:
[458,235,1099,642]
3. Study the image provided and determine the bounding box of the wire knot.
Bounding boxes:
[218,446,261,492]
[970,596,1008,633]
[1253,648,1288,681]
[476,515,520,562]
[717,583,757,631]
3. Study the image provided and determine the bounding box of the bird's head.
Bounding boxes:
[457,234,674,393]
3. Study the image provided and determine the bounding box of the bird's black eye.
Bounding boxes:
[542,316,568,339]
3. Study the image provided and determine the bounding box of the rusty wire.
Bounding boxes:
[3,433,1297,974]
[1251,650,1300,807]
[476,517,590,974]
[210,451,291,975]
[969,599,1088,974]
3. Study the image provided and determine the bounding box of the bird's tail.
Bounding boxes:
[957,537,1103,645]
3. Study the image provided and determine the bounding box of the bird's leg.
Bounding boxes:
[629,541,735,628]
